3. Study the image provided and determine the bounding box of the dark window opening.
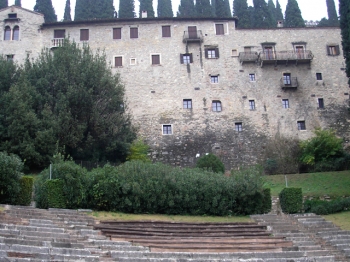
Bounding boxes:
[297,121,306,130]
[215,24,224,35]
[327,45,340,56]
[152,54,160,65]
[4,26,11,40]
[80,29,89,41]
[54,29,65,39]
[12,26,19,41]
[130,28,138,38]
[113,28,121,39]
[115,57,122,67]
[316,73,322,80]
[318,98,324,109]
[162,26,171,37]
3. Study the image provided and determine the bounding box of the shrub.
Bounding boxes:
[262,188,272,213]
[279,188,302,214]
[196,153,225,173]
[304,197,350,215]
[16,176,34,206]
[126,138,151,163]
[0,152,23,204]
[45,179,66,208]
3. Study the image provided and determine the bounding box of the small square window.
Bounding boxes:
[210,75,219,83]
[130,58,137,65]
[113,28,121,39]
[212,100,222,112]
[316,73,322,80]
[162,125,172,135]
[215,24,224,35]
[327,45,340,56]
[8,13,17,19]
[162,25,171,37]
[205,48,219,59]
[297,121,306,130]
[249,74,256,82]
[208,49,216,58]
[231,49,238,56]
[249,100,255,110]
[130,27,138,38]
[183,99,192,109]
[282,99,289,108]
[54,29,65,39]
[6,54,14,62]
[235,122,242,132]
[318,98,324,109]
[80,29,89,41]
[181,53,193,64]
[152,54,160,65]
[114,56,122,67]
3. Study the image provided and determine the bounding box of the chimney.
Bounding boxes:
[277,20,284,28]
[142,11,147,18]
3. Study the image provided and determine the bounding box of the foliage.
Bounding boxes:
[318,17,330,27]
[16,176,33,206]
[284,0,305,27]
[214,0,231,18]
[0,152,23,205]
[45,179,66,208]
[195,153,225,173]
[63,0,72,21]
[34,0,57,23]
[15,0,21,7]
[195,0,214,17]
[326,0,339,26]
[177,0,196,17]
[0,0,7,9]
[75,0,115,20]
[267,0,276,27]
[262,188,272,213]
[126,138,151,163]
[304,197,350,215]
[340,0,350,84]
[233,0,251,28]
[139,0,155,17]
[252,0,275,28]
[157,0,173,17]
[279,187,302,214]
[119,0,136,18]
[275,0,283,21]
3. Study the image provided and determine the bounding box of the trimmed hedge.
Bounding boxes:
[304,197,350,215]
[195,153,225,173]
[46,179,66,208]
[16,176,33,206]
[279,188,302,214]
[262,188,272,213]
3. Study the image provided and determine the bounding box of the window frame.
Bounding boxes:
[151,54,161,65]
[249,73,256,82]
[283,73,292,85]
[249,100,255,110]
[235,122,243,132]
[316,73,323,80]
[162,124,173,135]
[80,29,89,41]
[130,27,138,39]
[210,75,219,83]
[205,48,219,59]
[114,56,123,67]
[12,25,19,41]
[212,100,222,112]
[215,23,224,35]
[180,53,193,64]
[162,25,171,37]
[327,45,340,56]
[130,58,137,65]
[4,25,11,41]
[54,29,65,39]
[282,99,289,109]
[183,99,192,109]
[113,28,122,40]
[297,121,306,131]
[318,98,324,109]
[6,54,14,62]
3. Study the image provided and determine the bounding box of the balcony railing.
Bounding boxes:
[238,52,259,64]
[183,30,203,43]
[51,38,64,48]
[280,77,298,89]
[259,50,313,66]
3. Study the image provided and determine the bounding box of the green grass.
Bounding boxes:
[323,211,350,230]
[263,171,350,198]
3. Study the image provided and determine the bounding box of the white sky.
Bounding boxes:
[12,0,339,22]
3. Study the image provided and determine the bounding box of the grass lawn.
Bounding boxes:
[89,211,252,223]
[323,211,350,230]
[263,171,350,198]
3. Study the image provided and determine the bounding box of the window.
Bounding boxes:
[210,75,219,83]
[215,24,224,35]
[180,53,193,64]
[244,47,251,52]
[151,54,160,65]
[80,29,89,41]
[54,30,65,39]
[4,26,11,40]
[130,28,138,38]
[282,99,289,108]
[231,49,238,56]
[249,100,255,110]
[235,122,243,132]
[130,58,136,65]
[8,13,17,19]
[249,74,256,82]
[283,73,291,85]
[113,28,121,39]
[114,56,122,67]
[205,48,219,59]
[6,55,14,62]
[327,45,340,56]
[316,73,322,80]
[297,121,306,130]
[318,98,324,109]
[12,26,19,41]
[183,99,192,109]
[162,26,171,37]
[162,125,172,135]
[212,101,222,112]
[263,46,275,60]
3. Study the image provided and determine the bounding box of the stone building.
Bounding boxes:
[1,5,349,169]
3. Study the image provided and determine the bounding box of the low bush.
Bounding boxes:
[304,197,350,215]
[279,188,302,214]
[195,153,225,173]
[46,179,66,208]
[16,176,34,206]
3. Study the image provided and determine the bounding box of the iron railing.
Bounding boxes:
[260,50,313,61]
[183,30,203,43]
[238,52,259,63]
[280,77,298,89]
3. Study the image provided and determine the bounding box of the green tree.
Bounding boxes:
[158,0,173,17]
[196,153,225,173]
[318,17,329,26]
[0,0,8,9]
[63,0,71,21]
[34,0,57,23]
[15,0,21,7]
[253,0,274,28]
[215,0,231,18]
[233,0,251,28]
[284,0,305,27]
[94,0,115,19]
[139,0,155,17]
[275,0,283,21]
[326,0,339,26]
[177,0,196,17]
[196,0,214,17]
[74,0,92,20]
[119,0,136,18]
[126,138,151,162]
[267,0,276,26]
[340,0,350,84]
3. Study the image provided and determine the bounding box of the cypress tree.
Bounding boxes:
[275,0,283,21]
[284,0,305,27]
[267,0,276,26]
[63,0,71,21]
[326,0,339,26]
[119,0,136,18]
[95,0,115,19]
[157,0,173,17]
[215,0,231,18]
[15,0,21,7]
[340,0,350,83]
[74,0,90,20]
[139,0,155,17]
[318,17,329,27]
[0,0,8,9]
[253,0,274,28]
[34,0,57,23]
[233,0,251,28]
[196,0,214,17]
[177,0,196,17]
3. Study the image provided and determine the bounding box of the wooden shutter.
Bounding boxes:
[215,24,224,35]
[80,29,89,41]
[130,28,138,38]
[205,49,208,58]
[326,45,331,55]
[113,28,121,39]
[188,26,197,39]
[190,53,193,63]
[152,55,160,65]
[180,54,184,64]
[115,57,122,67]
[335,45,340,55]
[162,26,171,37]
[54,30,65,38]
[215,48,219,58]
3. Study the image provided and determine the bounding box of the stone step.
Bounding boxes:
[0,225,65,234]
[115,257,335,262]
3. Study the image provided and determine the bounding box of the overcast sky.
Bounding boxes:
[12,0,339,22]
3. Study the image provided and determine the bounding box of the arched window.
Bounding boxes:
[4,26,11,40]
[12,26,19,41]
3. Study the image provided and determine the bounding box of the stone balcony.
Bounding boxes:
[280,77,298,90]
[238,52,259,64]
[51,38,64,48]
[183,30,203,43]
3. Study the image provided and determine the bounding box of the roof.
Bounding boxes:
[0,5,44,17]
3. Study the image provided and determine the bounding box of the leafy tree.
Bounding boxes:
[233,0,251,28]
[15,0,21,7]
[196,153,225,173]
[139,0,155,17]
[34,0,57,23]
[74,0,89,20]
[340,0,350,84]
[275,0,283,21]
[284,0,305,27]
[318,17,329,27]
[195,0,214,17]
[0,0,8,9]
[326,0,339,26]
[267,0,276,26]
[119,0,136,18]
[126,138,151,162]
[253,0,274,28]
[215,0,231,18]
[177,0,196,17]
[95,0,115,19]
[157,0,173,17]
[63,0,71,21]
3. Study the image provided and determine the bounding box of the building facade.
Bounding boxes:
[1,6,349,169]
